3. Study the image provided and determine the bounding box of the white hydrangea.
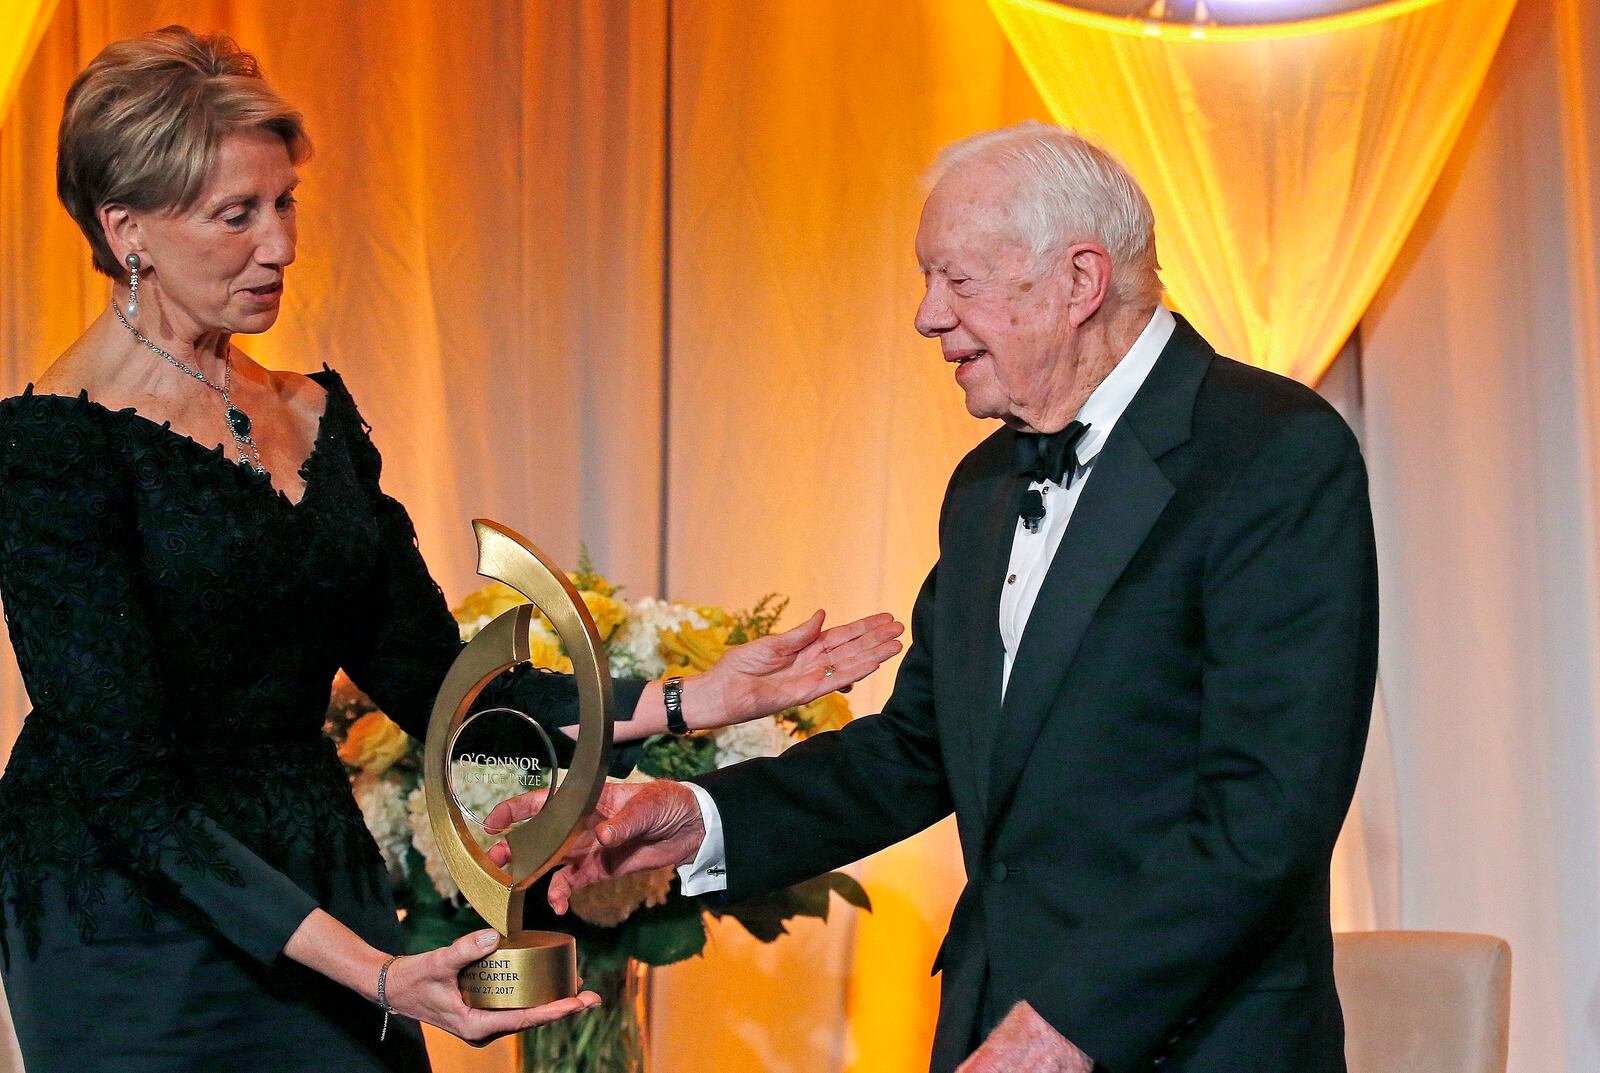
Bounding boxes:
[608,597,709,679]
[454,759,547,835]
[606,645,644,680]
[405,785,459,902]
[711,717,792,768]
[407,760,551,902]
[353,770,412,881]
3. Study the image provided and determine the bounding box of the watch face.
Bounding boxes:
[445,706,561,831]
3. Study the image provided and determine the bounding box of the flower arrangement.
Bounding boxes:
[325,554,869,1073]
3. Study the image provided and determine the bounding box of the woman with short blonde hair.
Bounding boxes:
[0,26,901,1072]
[56,27,312,280]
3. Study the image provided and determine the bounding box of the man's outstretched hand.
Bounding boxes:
[484,781,706,914]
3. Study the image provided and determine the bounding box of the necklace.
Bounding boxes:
[112,301,263,471]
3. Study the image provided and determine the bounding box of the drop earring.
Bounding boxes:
[125,253,141,318]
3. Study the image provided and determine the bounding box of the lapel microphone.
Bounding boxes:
[1016,421,1089,534]
[1020,489,1047,533]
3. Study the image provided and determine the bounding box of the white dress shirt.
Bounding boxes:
[677,306,1178,896]
[999,304,1174,697]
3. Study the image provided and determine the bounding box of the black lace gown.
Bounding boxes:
[0,368,644,1072]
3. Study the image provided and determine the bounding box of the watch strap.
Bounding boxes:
[663,675,690,735]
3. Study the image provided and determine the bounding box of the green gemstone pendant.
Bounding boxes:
[227,407,252,438]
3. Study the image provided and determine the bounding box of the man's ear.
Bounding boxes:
[97,203,146,271]
[1063,242,1112,328]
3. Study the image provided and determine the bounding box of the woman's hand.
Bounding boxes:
[694,610,904,730]
[383,929,601,1047]
[282,909,599,1047]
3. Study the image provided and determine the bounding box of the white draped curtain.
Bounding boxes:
[1358,2,1600,1069]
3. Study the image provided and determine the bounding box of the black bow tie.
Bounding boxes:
[1015,421,1090,487]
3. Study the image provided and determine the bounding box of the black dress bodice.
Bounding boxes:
[0,368,642,973]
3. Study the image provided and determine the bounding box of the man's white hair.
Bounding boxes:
[929,121,1162,307]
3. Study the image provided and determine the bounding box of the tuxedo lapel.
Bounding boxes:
[981,318,1213,837]
[942,449,1019,817]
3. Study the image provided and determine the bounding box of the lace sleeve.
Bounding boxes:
[0,402,318,963]
[330,379,646,767]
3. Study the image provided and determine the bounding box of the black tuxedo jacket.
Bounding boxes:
[697,315,1378,1073]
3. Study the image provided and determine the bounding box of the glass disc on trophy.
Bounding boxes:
[445,706,562,831]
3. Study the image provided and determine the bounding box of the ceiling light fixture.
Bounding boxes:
[1142,0,1213,39]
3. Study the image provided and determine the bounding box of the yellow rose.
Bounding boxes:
[338,712,411,774]
[568,570,618,596]
[695,606,733,629]
[580,590,627,643]
[526,636,575,674]
[531,590,625,644]
[795,692,853,736]
[452,582,525,626]
[658,623,732,677]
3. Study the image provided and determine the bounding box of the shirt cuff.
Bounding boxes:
[676,781,728,896]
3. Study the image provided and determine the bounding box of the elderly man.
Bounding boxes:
[494,121,1377,1073]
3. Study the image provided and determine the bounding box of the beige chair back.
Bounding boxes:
[1334,930,1510,1073]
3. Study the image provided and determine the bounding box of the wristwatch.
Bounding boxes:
[663,675,690,735]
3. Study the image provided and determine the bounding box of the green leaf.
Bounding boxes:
[399,906,481,954]
[728,593,791,644]
[712,872,870,943]
[716,896,796,942]
[617,895,708,966]
[572,542,620,596]
[559,886,710,971]
[636,734,719,780]
[826,871,872,912]
[714,879,824,942]
[573,928,633,976]
[390,846,492,953]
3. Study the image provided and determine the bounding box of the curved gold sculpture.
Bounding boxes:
[423,519,615,1008]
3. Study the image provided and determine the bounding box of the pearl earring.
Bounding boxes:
[125,253,141,318]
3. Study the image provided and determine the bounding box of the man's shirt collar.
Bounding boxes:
[1072,304,1175,466]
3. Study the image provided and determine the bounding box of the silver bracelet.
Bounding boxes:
[377,954,400,1042]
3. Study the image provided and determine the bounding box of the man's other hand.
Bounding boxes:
[484,782,707,914]
[956,1002,1094,1073]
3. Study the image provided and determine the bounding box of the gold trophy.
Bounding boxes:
[424,519,615,1009]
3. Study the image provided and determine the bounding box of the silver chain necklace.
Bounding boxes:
[112,301,263,471]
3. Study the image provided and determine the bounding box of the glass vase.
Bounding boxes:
[520,958,649,1073]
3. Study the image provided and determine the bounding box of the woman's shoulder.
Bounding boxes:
[4,351,155,479]
[299,364,374,436]
[3,347,91,407]
[0,387,116,487]
[266,362,345,425]
[0,351,107,433]
[285,362,348,410]
[2,346,125,426]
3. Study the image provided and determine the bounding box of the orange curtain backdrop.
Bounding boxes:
[655,3,1045,1070]
[0,0,666,604]
[989,0,1518,384]
[0,0,60,123]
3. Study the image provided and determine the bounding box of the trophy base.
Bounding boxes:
[458,931,578,1009]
